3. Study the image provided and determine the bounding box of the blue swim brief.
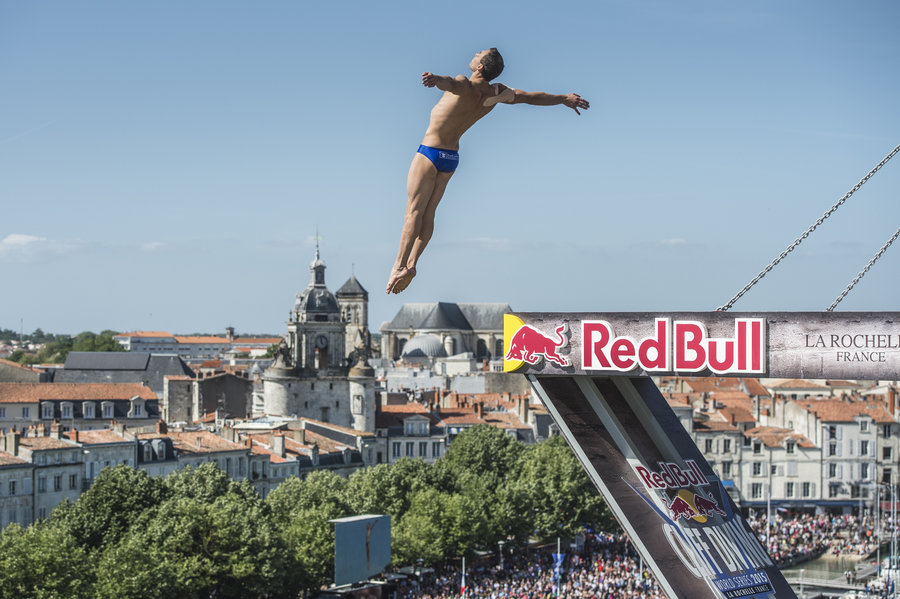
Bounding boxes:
[417,144,459,173]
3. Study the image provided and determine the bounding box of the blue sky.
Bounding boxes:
[2,1,899,336]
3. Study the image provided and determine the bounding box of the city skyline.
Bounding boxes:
[2,1,899,336]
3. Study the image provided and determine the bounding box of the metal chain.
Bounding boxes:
[827,226,900,311]
[717,143,900,311]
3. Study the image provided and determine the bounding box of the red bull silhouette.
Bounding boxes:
[694,495,726,518]
[505,324,570,367]
[668,496,697,521]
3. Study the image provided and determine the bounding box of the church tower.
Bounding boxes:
[337,273,369,360]
[262,244,375,432]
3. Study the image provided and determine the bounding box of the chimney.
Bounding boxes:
[890,387,897,416]
[38,422,47,437]
[4,429,20,456]
[311,443,319,466]
[73,428,80,443]
[156,420,168,435]
[292,429,306,445]
[475,402,484,419]
[272,434,286,458]
[50,420,61,440]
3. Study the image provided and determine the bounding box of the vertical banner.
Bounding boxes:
[331,514,391,587]
[530,375,796,599]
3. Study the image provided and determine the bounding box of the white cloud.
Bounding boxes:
[141,241,165,252]
[0,233,47,256]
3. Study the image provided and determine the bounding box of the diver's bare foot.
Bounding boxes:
[386,266,411,294]
[391,266,416,294]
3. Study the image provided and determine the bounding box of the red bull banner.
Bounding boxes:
[505,312,900,379]
[529,374,795,599]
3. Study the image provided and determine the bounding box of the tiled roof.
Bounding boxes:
[298,418,375,439]
[717,406,756,424]
[63,429,130,444]
[482,411,528,430]
[19,436,79,450]
[744,426,816,449]
[230,337,282,345]
[116,331,173,338]
[0,451,29,466]
[769,379,829,390]
[693,415,740,433]
[0,382,157,403]
[793,398,894,423]
[135,431,245,455]
[438,410,484,426]
[0,358,43,373]
[174,336,229,344]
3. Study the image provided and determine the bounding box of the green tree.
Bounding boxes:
[54,464,167,551]
[0,522,93,599]
[268,472,351,591]
[512,434,613,539]
[95,478,290,599]
[345,458,430,518]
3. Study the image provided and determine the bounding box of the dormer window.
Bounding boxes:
[786,440,796,454]
[83,402,95,419]
[860,419,870,432]
[41,403,54,420]
[61,403,73,419]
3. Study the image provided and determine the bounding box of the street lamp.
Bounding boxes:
[498,540,505,567]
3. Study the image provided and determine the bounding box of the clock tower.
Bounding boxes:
[263,244,375,432]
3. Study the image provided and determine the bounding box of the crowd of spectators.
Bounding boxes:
[396,513,884,597]
[746,512,881,566]
[396,533,663,599]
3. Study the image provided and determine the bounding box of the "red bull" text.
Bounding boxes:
[582,318,765,374]
[634,460,710,490]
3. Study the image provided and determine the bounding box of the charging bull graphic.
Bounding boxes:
[505,323,570,367]
[669,496,697,521]
[694,494,726,518]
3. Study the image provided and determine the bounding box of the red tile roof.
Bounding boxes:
[769,379,829,390]
[19,436,78,450]
[63,429,130,445]
[0,451,29,466]
[0,382,157,403]
[744,426,816,449]
[135,431,245,455]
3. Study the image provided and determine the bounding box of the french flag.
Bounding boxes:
[460,557,466,598]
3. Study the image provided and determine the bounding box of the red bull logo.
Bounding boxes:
[634,460,710,491]
[505,322,570,368]
[503,314,570,372]
[668,490,726,523]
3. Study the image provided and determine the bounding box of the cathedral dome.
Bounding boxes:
[295,287,339,314]
[401,334,447,359]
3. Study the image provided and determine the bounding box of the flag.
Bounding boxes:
[461,557,466,598]
[552,552,565,594]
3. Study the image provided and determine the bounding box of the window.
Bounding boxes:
[861,420,870,432]
[771,464,778,476]
[861,463,870,480]
[0,408,5,418]
[419,442,427,457]
[133,404,142,417]
[38,507,47,520]
[62,404,72,418]
[829,484,840,498]
[751,483,762,499]
[721,461,732,478]
[828,426,837,440]
[829,442,838,457]
[884,425,892,438]
[54,475,62,492]
[752,462,762,476]
[829,463,838,478]
[802,482,812,497]
[392,442,401,458]
[69,474,77,489]
[38,477,46,493]
[861,440,870,456]
[42,404,54,419]
[102,404,113,418]
[722,439,731,454]
[786,441,795,454]
[8,480,15,496]
[753,442,761,454]
[22,407,29,419]
[432,441,442,458]
[83,403,94,419]
[704,439,713,453]
[405,442,414,457]
[885,447,893,460]
[785,482,794,498]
